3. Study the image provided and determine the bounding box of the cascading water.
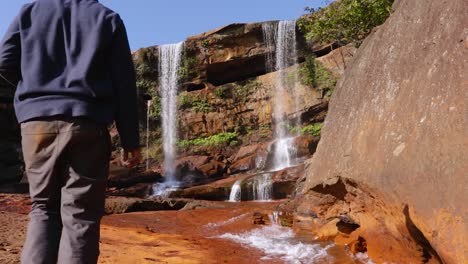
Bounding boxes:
[262,22,277,72]
[159,42,184,183]
[253,173,273,201]
[146,100,151,170]
[262,21,300,171]
[228,180,243,202]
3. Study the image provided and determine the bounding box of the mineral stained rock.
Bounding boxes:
[299,0,467,263]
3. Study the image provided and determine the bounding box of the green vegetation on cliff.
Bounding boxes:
[178,54,199,83]
[177,132,239,148]
[298,0,394,45]
[178,92,215,113]
[290,123,323,137]
[300,55,337,95]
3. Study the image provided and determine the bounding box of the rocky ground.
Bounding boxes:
[0,194,367,264]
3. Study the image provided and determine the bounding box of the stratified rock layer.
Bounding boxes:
[300,0,467,263]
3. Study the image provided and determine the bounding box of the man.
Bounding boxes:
[0,0,141,263]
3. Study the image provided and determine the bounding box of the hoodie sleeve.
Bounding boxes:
[110,16,140,150]
[0,14,21,89]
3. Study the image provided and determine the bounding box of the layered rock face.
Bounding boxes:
[299,0,467,263]
[131,20,345,181]
[178,70,323,140]
[133,21,338,142]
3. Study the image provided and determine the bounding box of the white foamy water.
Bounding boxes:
[255,154,267,171]
[253,173,273,201]
[270,137,298,171]
[353,253,376,264]
[151,181,181,198]
[269,211,280,225]
[218,225,334,264]
[229,180,243,202]
[159,42,184,182]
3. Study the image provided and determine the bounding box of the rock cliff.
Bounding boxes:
[130,20,347,181]
[298,0,467,262]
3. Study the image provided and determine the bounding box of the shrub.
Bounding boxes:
[214,87,230,99]
[178,93,214,113]
[178,92,193,109]
[298,0,394,45]
[192,98,214,113]
[233,79,261,102]
[300,123,323,137]
[300,55,337,95]
[148,99,161,120]
[178,55,198,82]
[177,132,239,148]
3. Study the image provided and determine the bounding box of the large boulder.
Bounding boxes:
[174,155,227,184]
[299,0,467,263]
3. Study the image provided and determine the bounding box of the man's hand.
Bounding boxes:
[121,148,141,169]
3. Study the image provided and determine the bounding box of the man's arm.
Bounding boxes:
[0,15,21,100]
[110,16,141,166]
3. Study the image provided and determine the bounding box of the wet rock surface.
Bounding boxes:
[0,197,361,264]
[295,177,441,263]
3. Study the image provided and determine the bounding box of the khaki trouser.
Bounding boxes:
[20,117,111,264]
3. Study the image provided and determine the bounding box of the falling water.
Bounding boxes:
[229,180,243,202]
[146,100,151,170]
[263,21,300,171]
[269,211,280,225]
[159,42,184,183]
[262,22,277,72]
[253,173,273,201]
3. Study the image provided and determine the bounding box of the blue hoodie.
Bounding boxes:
[0,0,139,150]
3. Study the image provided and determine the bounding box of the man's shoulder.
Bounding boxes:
[91,1,122,22]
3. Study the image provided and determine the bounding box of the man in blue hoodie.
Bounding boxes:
[0,0,141,263]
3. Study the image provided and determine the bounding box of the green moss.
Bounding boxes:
[233,79,262,102]
[201,39,210,47]
[178,92,214,113]
[178,55,199,83]
[178,92,193,109]
[177,132,239,148]
[145,138,163,162]
[148,99,161,120]
[290,123,323,137]
[214,87,230,99]
[192,99,214,113]
[300,55,337,96]
[134,47,160,113]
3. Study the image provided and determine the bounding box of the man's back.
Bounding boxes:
[1,0,139,149]
[0,1,141,263]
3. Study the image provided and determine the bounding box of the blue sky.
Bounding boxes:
[0,0,324,51]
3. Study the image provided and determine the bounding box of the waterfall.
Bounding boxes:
[253,173,273,201]
[159,42,184,182]
[146,100,151,170]
[229,180,243,202]
[269,211,280,225]
[262,23,277,72]
[262,21,300,171]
